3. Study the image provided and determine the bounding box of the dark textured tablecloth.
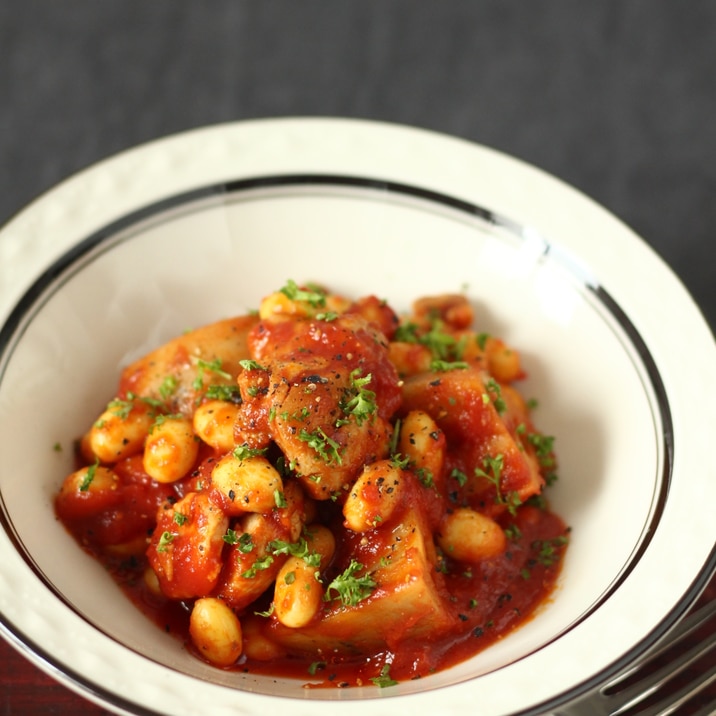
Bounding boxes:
[1,2,714,714]
[2,1,714,328]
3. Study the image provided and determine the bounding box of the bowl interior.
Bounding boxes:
[0,178,666,698]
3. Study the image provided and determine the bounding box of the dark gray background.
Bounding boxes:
[1,1,714,330]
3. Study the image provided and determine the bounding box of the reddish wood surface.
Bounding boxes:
[0,637,111,715]
[1,574,714,715]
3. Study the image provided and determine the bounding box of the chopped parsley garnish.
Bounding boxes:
[533,535,569,566]
[420,320,460,361]
[223,528,241,545]
[526,493,547,511]
[279,279,327,308]
[232,444,268,461]
[389,418,401,457]
[254,603,275,618]
[527,432,556,468]
[268,537,321,567]
[285,406,311,423]
[393,321,420,343]
[239,359,268,371]
[484,378,507,415]
[159,375,179,400]
[476,332,490,351]
[205,384,242,402]
[156,531,175,553]
[415,467,435,488]
[389,453,411,470]
[315,311,339,322]
[102,392,163,423]
[474,453,523,516]
[273,489,287,508]
[430,359,469,372]
[105,396,134,420]
[236,533,255,553]
[192,358,231,390]
[149,413,184,433]
[324,559,376,607]
[340,369,377,425]
[173,512,188,527]
[370,663,398,688]
[450,467,468,487]
[79,460,99,492]
[242,555,274,579]
[298,427,342,465]
[273,454,289,477]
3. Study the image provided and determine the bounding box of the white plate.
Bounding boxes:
[1,118,714,715]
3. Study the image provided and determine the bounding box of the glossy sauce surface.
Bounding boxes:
[55,287,569,687]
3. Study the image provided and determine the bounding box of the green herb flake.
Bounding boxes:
[242,555,274,579]
[298,427,342,465]
[393,321,420,343]
[156,531,175,553]
[233,444,268,461]
[149,413,184,433]
[193,358,232,390]
[389,418,402,457]
[389,453,411,470]
[450,467,468,487]
[159,375,179,400]
[239,359,268,372]
[205,384,242,402]
[527,432,556,468]
[430,359,469,373]
[279,279,327,308]
[237,533,255,553]
[485,378,507,415]
[419,320,459,361]
[315,311,339,322]
[268,537,321,567]
[324,559,376,607]
[106,396,134,420]
[416,467,435,488]
[79,460,99,492]
[223,528,240,545]
[273,489,288,509]
[370,663,398,688]
[474,453,523,516]
[340,369,377,425]
[308,660,327,675]
[533,534,570,566]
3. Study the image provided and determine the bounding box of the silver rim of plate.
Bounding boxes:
[0,119,714,716]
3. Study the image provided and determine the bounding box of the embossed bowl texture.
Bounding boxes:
[1,119,714,715]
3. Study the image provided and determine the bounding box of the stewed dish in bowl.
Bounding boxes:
[1,118,714,715]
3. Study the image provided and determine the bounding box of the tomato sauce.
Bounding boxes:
[54,286,569,688]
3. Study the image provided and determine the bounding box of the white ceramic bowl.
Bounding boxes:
[1,118,714,716]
